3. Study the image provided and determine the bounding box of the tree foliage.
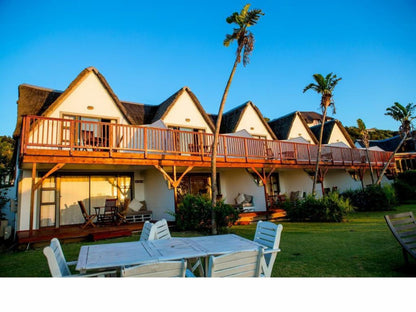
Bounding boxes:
[0,136,15,185]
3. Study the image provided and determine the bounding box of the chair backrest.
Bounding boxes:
[105,198,117,209]
[139,221,156,241]
[121,260,187,277]
[385,212,416,259]
[154,219,171,240]
[207,247,263,277]
[78,200,89,220]
[43,238,71,277]
[254,221,283,277]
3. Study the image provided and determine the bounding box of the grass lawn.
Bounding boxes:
[1,203,416,277]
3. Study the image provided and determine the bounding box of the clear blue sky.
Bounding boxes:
[0,0,415,136]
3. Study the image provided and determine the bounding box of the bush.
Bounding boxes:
[342,184,396,211]
[283,192,354,222]
[173,194,239,234]
[394,170,416,202]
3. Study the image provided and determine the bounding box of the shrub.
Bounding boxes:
[283,192,354,222]
[342,184,396,211]
[173,194,239,234]
[394,170,416,202]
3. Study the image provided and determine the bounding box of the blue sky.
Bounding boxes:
[0,0,415,136]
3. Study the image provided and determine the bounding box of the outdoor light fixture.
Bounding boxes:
[185,118,191,122]
[87,106,94,110]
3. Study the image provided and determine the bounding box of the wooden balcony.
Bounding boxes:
[19,115,393,170]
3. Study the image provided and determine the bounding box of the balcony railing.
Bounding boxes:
[20,115,393,168]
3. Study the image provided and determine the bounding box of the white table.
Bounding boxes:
[76,234,262,275]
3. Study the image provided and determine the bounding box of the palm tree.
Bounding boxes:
[210,4,264,234]
[357,118,375,185]
[376,102,416,184]
[303,73,342,195]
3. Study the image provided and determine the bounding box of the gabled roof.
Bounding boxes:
[217,101,277,139]
[356,133,415,152]
[13,67,136,137]
[152,87,215,132]
[298,111,333,125]
[268,111,318,143]
[310,119,355,147]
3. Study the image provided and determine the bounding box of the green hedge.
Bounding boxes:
[173,194,239,234]
[394,170,416,202]
[342,184,396,211]
[283,192,354,222]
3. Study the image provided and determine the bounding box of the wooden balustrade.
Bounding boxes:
[20,115,393,169]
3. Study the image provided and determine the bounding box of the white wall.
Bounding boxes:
[328,123,353,147]
[143,168,175,221]
[288,115,315,143]
[162,91,213,133]
[219,169,266,211]
[48,71,129,124]
[235,105,274,140]
[17,169,37,231]
[278,169,316,197]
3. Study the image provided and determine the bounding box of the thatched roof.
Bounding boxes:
[14,68,216,137]
[310,119,355,147]
[298,111,333,125]
[214,101,277,139]
[356,133,415,152]
[268,111,318,143]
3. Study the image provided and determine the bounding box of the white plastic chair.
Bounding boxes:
[121,260,188,277]
[206,247,263,277]
[153,219,171,240]
[139,221,156,241]
[253,221,283,277]
[43,238,116,277]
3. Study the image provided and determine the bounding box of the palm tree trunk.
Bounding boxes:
[365,147,375,184]
[210,52,240,235]
[312,104,328,195]
[376,133,408,185]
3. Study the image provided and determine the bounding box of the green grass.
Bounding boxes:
[1,203,416,277]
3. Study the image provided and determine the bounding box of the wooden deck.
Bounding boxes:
[16,222,150,247]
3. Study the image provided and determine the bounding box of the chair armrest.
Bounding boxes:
[67,270,118,278]
[262,248,281,255]
[66,260,78,266]
[185,269,196,278]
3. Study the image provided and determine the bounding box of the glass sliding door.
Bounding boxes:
[39,177,57,227]
[60,176,89,226]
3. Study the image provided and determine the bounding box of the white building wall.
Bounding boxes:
[235,105,273,140]
[328,124,352,147]
[17,169,38,231]
[143,168,175,221]
[219,169,266,211]
[48,72,129,124]
[163,92,213,133]
[288,115,315,143]
[278,169,317,197]
[324,170,363,192]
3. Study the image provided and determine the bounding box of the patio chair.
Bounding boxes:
[385,212,416,264]
[139,221,156,241]
[97,198,118,224]
[121,260,189,277]
[206,247,263,277]
[253,221,283,277]
[77,200,97,229]
[153,219,171,240]
[43,238,116,277]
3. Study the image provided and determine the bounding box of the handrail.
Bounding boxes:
[20,115,393,168]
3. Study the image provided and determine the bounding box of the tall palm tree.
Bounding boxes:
[210,4,264,234]
[357,118,375,185]
[303,73,342,195]
[376,102,416,184]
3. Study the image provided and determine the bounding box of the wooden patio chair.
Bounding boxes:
[121,260,188,277]
[97,198,118,224]
[139,221,156,241]
[385,212,416,264]
[77,200,97,229]
[253,221,283,277]
[43,238,116,277]
[153,219,171,240]
[205,247,263,277]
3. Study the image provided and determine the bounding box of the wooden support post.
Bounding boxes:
[29,163,37,232]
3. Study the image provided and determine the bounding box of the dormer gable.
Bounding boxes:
[268,111,318,144]
[156,87,215,133]
[219,101,277,140]
[310,120,355,148]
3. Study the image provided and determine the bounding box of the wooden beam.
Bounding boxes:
[34,163,65,190]
[29,163,36,232]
